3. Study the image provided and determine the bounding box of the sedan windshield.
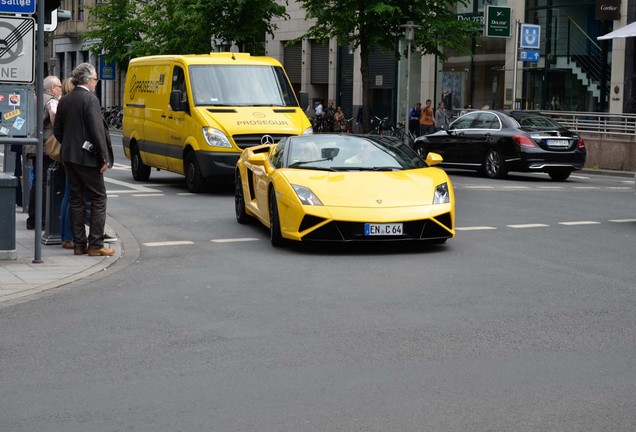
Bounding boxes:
[189,65,298,107]
[286,135,426,171]
[512,115,563,131]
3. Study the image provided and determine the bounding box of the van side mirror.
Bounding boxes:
[170,90,185,111]
[298,91,309,111]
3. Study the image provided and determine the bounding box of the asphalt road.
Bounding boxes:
[1,132,635,432]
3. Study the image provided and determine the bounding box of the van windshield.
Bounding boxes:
[189,65,299,107]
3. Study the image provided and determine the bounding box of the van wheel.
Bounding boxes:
[131,147,151,182]
[185,151,205,193]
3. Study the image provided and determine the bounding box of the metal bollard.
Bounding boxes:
[0,173,18,260]
[41,162,65,245]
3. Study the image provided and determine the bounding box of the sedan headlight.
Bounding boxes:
[202,127,232,148]
[292,185,323,206]
[433,182,450,204]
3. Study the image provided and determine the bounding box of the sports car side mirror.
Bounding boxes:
[426,152,443,166]
[247,153,267,165]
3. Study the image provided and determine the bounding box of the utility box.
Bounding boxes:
[0,173,18,260]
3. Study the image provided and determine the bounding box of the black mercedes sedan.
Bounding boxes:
[413,110,586,181]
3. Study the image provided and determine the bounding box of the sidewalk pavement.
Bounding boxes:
[0,208,124,304]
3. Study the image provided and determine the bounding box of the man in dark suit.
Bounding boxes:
[53,63,115,257]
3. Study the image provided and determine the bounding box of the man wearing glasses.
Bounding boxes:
[54,63,115,257]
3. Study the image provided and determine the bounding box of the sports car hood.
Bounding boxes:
[280,169,449,207]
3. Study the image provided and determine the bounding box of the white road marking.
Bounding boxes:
[572,186,600,190]
[456,226,497,231]
[211,238,260,243]
[143,241,194,247]
[111,162,131,170]
[463,185,495,189]
[558,221,601,226]
[131,193,165,197]
[538,186,565,189]
[107,194,120,198]
[606,187,632,190]
[104,176,162,194]
[507,223,550,229]
[502,186,531,189]
[177,193,196,196]
[609,219,636,223]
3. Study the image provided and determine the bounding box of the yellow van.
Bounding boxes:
[122,52,312,192]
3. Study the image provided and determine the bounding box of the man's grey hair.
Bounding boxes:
[43,75,60,92]
[71,63,96,86]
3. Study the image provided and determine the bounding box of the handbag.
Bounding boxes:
[45,133,62,161]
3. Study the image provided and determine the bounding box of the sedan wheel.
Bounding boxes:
[548,170,572,181]
[483,148,507,179]
[269,188,284,247]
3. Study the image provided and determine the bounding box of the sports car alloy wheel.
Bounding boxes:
[235,172,251,224]
[269,187,284,247]
[483,148,506,179]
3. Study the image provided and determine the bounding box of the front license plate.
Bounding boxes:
[364,223,403,236]
[546,139,570,148]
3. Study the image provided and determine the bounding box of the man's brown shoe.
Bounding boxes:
[62,241,75,249]
[74,248,88,255]
[88,247,115,257]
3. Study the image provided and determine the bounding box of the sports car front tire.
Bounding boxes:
[269,187,284,247]
[235,171,252,224]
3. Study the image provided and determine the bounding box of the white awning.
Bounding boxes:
[598,21,636,40]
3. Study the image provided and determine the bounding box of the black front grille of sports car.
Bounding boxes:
[299,215,327,232]
[233,134,294,149]
[302,218,452,242]
[435,212,453,231]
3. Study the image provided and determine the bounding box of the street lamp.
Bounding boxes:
[401,21,418,144]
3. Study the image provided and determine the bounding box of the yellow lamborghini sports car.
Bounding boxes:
[235,134,455,247]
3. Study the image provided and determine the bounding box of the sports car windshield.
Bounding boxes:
[286,135,427,171]
[189,65,298,107]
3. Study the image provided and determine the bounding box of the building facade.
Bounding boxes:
[48,0,634,119]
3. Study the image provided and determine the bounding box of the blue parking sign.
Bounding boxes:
[520,24,541,49]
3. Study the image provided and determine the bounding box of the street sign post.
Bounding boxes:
[0,16,35,84]
[485,6,512,38]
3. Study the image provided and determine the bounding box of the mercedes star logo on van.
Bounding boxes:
[261,135,275,145]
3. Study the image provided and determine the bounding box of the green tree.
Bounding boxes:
[298,0,481,131]
[84,0,288,71]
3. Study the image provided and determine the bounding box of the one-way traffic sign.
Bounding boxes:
[519,49,540,62]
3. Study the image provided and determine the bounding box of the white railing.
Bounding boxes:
[538,111,636,139]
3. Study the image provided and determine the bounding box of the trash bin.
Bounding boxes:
[0,173,18,260]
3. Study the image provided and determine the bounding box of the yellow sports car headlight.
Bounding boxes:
[292,184,323,206]
[433,182,450,204]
